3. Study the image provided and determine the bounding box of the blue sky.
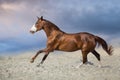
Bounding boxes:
[0,0,120,54]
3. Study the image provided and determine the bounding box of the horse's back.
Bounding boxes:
[56,32,96,52]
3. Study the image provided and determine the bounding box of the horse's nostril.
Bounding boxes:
[30,30,35,34]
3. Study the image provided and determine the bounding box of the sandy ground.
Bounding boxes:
[0,48,120,80]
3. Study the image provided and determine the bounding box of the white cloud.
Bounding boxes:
[0,2,26,13]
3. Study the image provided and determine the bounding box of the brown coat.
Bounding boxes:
[30,16,113,66]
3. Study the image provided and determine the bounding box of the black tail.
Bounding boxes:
[95,36,113,55]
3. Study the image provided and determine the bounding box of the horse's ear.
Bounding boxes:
[40,16,43,20]
[37,16,40,20]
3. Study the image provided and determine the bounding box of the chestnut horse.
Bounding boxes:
[30,16,113,67]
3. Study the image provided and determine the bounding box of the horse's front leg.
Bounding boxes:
[30,49,45,63]
[37,52,49,67]
[40,52,49,64]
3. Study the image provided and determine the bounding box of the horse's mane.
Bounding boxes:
[44,19,61,31]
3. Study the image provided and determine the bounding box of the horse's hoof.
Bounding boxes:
[36,64,40,67]
[30,60,34,63]
[36,63,42,67]
[36,63,44,68]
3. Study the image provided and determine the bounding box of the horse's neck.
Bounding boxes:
[43,25,64,38]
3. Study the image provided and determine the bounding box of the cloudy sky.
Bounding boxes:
[0,0,120,54]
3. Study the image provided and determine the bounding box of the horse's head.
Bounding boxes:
[30,16,44,34]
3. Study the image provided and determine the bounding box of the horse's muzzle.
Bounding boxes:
[30,30,35,34]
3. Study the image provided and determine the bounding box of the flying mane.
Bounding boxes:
[44,19,62,31]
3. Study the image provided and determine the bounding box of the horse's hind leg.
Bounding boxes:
[91,50,102,67]
[82,51,89,64]
[76,51,89,68]
[91,50,100,61]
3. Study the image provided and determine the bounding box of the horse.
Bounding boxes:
[30,16,113,67]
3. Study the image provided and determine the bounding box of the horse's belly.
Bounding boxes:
[57,41,80,52]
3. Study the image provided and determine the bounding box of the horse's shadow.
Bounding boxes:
[75,60,112,68]
[77,60,94,65]
[86,61,94,65]
[100,65,112,68]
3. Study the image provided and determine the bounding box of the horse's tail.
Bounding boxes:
[95,36,113,55]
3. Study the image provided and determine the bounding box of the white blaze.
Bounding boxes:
[30,24,37,32]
